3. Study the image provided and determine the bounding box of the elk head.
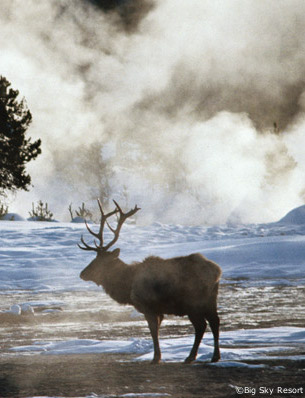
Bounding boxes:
[79,199,140,284]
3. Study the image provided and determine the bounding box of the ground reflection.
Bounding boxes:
[1,281,304,356]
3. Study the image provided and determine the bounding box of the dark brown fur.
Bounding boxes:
[80,249,222,363]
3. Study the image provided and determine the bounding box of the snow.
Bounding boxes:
[278,204,305,224]
[0,212,25,221]
[9,327,305,365]
[1,205,305,371]
[71,216,86,223]
[1,218,305,293]
[4,304,21,315]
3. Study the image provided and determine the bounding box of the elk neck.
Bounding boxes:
[102,258,137,305]
[82,254,137,305]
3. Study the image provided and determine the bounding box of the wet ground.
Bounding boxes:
[1,354,305,398]
[1,282,305,352]
[0,282,305,397]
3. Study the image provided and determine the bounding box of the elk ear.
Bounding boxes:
[112,248,120,258]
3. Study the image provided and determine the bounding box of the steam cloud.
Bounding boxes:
[1,0,305,224]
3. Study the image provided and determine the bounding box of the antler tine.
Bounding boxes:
[78,199,140,253]
[113,200,141,219]
[98,198,118,219]
[97,199,119,246]
[103,200,141,251]
[78,235,99,252]
[97,198,106,246]
[84,219,100,240]
[97,198,104,216]
[129,204,141,217]
[94,240,101,249]
[106,219,116,233]
[113,199,123,214]
[78,199,119,252]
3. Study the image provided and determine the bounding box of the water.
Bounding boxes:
[1,282,304,357]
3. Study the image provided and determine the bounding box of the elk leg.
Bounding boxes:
[185,315,207,364]
[206,312,220,362]
[145,313,162,364]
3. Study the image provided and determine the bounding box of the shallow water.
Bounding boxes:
[1,282,304,357]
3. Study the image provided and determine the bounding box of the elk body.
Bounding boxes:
[79,200,222,364]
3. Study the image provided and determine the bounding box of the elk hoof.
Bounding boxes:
[184,356,195,364]
[150,358,161,364]
[211,355,220,363]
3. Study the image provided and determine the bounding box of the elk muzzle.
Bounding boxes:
[80,268,89,281]
[79,261,98,283]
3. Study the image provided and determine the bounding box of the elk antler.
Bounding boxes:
[78,199,140,252]
[103,200,141,251]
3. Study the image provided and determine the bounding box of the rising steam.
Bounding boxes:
[1,0,305,224]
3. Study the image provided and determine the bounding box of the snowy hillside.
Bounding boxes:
[278,204,305,224]
[1,215,305,292]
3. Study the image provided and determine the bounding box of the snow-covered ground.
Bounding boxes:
[1,217,305,292]
[9,327,305,366]
[0,207,305,370]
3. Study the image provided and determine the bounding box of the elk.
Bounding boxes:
[79,200,222,364]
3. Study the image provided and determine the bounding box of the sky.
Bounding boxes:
[1,0,305,224]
